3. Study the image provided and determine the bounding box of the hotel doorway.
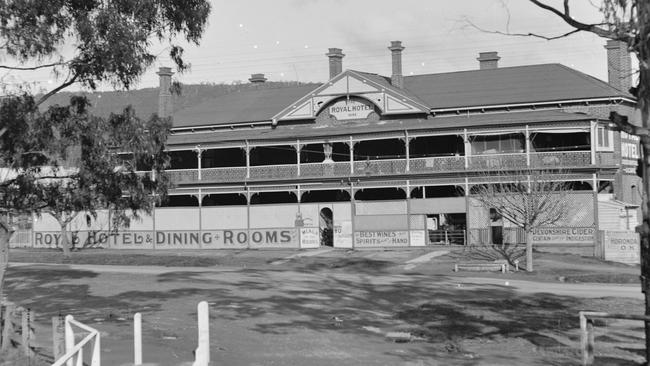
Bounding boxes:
[319,207,334,247]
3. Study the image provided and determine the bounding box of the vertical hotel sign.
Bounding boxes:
[621,131,640,175]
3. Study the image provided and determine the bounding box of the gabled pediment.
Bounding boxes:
[272,70,429,125]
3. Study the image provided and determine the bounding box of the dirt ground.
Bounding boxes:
[3,248,647,365]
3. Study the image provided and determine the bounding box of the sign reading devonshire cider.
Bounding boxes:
[328,99,374,121]
[531,227,595,244]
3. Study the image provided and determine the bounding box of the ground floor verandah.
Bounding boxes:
[11,173,636,258]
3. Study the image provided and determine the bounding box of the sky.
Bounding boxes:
[3,0,626,92]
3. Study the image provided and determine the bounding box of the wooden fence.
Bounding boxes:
[0,302,35,356]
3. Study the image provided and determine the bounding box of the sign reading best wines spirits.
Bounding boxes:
[328,99,374,121]
[354,231,409,247]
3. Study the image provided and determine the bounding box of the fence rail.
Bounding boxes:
[428,230,466,245]
[51,315,100,366]
[579,311,650,366]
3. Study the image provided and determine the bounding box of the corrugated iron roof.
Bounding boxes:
[403,64,632,110]
[172,84,321,128]
[171,63,631,129]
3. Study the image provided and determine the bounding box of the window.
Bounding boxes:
[596,126,614,151]
[470,133,524,155]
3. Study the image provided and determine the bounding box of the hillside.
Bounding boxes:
[39,81,320,120]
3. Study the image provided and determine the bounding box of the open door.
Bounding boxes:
[319,207,333,247]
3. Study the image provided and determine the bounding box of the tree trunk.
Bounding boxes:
[0,229,9,303]
[60,224,71,257]
[0,216,13,304]
[525,230,533,272]
[640,137,650,365]
[637,22,650,362]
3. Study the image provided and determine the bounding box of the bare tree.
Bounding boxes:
[517,1,650,360]
[471,170,572,271]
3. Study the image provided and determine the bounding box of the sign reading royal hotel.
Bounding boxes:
[328,99,374,120]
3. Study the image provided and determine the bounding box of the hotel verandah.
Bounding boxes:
[15,40,642,254]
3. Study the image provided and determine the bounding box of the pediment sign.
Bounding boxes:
[272,70,429,125]
[328,99,375,121]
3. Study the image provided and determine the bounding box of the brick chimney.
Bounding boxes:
[326,48,344,79]
[249,73,267,83]
[605,40,632,93]
[157,66,174,119]
[388,41,405,88]
[477,52,500,70]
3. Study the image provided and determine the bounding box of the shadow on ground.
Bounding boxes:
[4,262,646,365]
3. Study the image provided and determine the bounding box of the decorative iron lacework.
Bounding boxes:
[249,185,300,192]
[410,177,464,186]
[200,187,246,194]
[353,180,408,188]
[467,173,593,184]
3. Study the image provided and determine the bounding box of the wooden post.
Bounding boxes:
[21,307,34,356]
[52,315,65,361]
[404,131,410,172]
[193,301,210,366]
[1,303,14,351]
[525,125,531,166]
[195,145,203,181]
[586,318,595,365]
[65,315,74,366]
[580,312,596,366]
[580,312,588,366]
[463,129,470,169]
[526,231,533,272]
[296,140,301,177]
[134,313,142,365]
[348,136,354,174]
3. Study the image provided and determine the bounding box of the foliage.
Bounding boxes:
[471,171,571,231]
[0,0,211,259]
[0,95,171,254]
[469,169,572,268]
[524,0,650,357]
[0,0,211,101]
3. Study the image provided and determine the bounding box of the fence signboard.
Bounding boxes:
[603,230,640,264]
[300,227,320,249]
[530,227,595,245]
[409,230,426,246]
[33,231,111,249]
[111,231,155,249]
[354,231,409,247]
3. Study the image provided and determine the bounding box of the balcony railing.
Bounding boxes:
[469,153,528,170]
[250,164,297,179]
[354,159,407,175]
[159,150,612,185]
[167,169,198,183]
[410,156,465,172]
[530,151,592,167]
[300,162,351,177]
[202,166,247,182]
